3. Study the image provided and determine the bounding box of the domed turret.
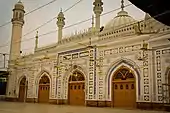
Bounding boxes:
[14,0,24,10]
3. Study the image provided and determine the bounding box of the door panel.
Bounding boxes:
[18,85,25,102]
[113,82,136,108]
[68,82,85,105]
[38,85,50,103]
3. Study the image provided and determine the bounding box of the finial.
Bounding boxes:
[92,15,94,27]
[121,0,124,11]
[36,31,38,38]
[60,8,62,12]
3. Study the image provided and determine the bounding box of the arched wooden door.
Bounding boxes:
[68,71,85,105]
[38,75,50,103]
[18,77,27,102]
[112,66,136,108]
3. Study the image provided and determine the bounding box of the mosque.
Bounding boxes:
[6,0,170,109]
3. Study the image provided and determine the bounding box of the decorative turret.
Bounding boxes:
[35,31,39,51]
[9,0,25,61]
[57,9,65,42]
[93,0,103,31]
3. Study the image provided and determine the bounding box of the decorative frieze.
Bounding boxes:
[104,44,141,56]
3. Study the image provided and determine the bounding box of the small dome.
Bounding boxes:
[105,10,136,29]
[58,10,64,18]
[15,1,24,9]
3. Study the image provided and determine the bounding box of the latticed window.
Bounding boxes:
[69,71,85,82]
[114,66,134,80]
[39,75,50,84]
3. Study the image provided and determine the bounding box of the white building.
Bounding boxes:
[6,0,170,109]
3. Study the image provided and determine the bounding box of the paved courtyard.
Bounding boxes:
[0,101,168,113]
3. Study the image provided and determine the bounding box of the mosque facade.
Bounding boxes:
[6,0,170,109]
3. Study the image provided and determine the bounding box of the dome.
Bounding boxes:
[105,10,136,29]
[15,1,24,9]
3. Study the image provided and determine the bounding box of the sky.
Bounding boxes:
[0,0,145,69]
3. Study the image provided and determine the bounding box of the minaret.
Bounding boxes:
[9,0,25,61]
[35,31,38,51]
[57,9,65,42]
[93,0,103,31]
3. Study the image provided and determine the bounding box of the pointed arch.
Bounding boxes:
[69,71,85,82]
[105,58,141,101]
[18,76,28,102]
[38,74,50,103]
[66,65,86,105]
[35,69,52,85]
[18,75,27,86]
[64,64,88,83]
[61,64,87,105]
[35,69,52,99]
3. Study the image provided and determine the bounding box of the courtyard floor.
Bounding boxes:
[0,101,168,113]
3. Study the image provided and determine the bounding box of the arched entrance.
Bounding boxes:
[38,75,50,103]
[112,66,136,108]
[18,77,27,102]
[68,71,85,105]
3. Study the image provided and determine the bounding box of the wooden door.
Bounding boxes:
[38,84,50,103]
[112,66,136,108]
[38,75,50,103]
[18,77,27,102]
[68,71,85,105]
[68,82,85,105]
[18,85,25,102]
[113,82,136,108]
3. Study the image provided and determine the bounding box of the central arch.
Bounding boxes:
[68,70,85,105]
[105,58,141,102]
[112,66,136,108]
[38,75,50,103]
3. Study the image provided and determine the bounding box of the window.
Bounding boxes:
[131,84,134,89]
[70,85,72,89]
[78,85,81,89]
[74,85,76,89]
[16,12,18,18]
[126,84,129,89]
[19,13,22,19]
[82,84,85,89]
[120,84,123,89]
[115,84,118,89]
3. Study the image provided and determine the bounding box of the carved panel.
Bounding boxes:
[88,49,95,99]
[142,50,150,101]
[155,50,162,101]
